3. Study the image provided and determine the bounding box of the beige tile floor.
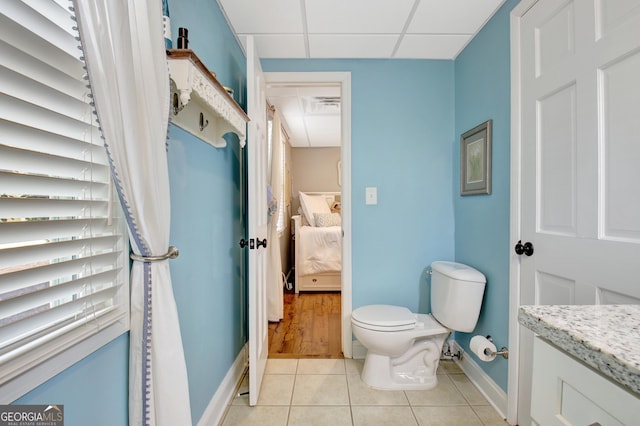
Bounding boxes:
[220,358,507,425]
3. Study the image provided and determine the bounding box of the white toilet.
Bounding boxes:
[351,261,486,391]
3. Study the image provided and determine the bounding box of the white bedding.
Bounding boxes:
[298,225,342,275]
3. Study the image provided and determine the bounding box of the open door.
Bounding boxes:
[246,36,269,406]
[510,1,640,423]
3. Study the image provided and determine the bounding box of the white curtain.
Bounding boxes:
[267,111,284,321]
[73,1,192,425]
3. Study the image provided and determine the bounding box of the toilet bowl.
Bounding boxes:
[351,261,486,391]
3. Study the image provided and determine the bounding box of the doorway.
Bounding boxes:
[264,71,352,359]
[268,292,342,358]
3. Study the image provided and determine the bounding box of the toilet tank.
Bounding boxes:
[430,261,486,332]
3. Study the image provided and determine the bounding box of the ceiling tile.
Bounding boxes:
[309,34,398,58]
[282,118,309,147]
[268,96,303,122]
[305,0,416,34]
[223,0,507,146]
[407,0,505,34]
[241,34,307,58]
[305,116,341,147]
[218,0,303,33]
[267,95,309,147]
[395,34,471,59]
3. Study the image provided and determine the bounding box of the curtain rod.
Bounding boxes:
[266,102,290,142]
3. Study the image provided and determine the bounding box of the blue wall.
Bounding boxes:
[167,125,245,421]
[14,334,129,426]
[262,59,456,314]
[453,0,518,392]
[167,0,247,422]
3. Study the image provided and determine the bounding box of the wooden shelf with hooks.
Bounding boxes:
[166,49,249,148]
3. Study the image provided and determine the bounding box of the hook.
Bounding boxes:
[172,92,185,115]
[199,112,209,131]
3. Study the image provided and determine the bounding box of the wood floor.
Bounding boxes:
[268,291,342,359]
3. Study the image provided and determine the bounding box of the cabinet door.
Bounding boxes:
[531,337,639,426]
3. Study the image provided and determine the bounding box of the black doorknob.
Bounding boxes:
[514,240,534,256]
[256,238,267,249]
[239,238,250,248]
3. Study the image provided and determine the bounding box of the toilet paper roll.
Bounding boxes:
[470,335,497,362]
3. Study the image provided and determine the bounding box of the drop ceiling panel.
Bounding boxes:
[309,35,398,58]
[280,115,308,147]
[267,95,307,146]
[222,0,508,146]
[218,0,303,33]
[219,0,505,59]
[395,34,471,59]
[304,115,341,147]
[305,0,416,33]
[240,34,307,58]
[267,84,342,147]
[268,96,303,124]
[407,0,505,34]
[285,125,309,147]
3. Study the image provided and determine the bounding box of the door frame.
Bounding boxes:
[264,71,352,358]
[508,1,539,425]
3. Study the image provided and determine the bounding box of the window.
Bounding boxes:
[0,1,129,402]
[267,111,288,233]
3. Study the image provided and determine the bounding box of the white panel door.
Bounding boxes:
[516,0,640,423]
[246,36,269,406]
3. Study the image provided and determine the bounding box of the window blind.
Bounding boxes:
[0,0,129,400]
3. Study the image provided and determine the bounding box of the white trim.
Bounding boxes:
[196,343,248,426]
[264,71,353,358]
[508,1,538,425]
[2,322,128,404]
[451,340,509,422]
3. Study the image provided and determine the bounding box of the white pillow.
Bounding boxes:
[314,212,341,227]
[299,192,331,227]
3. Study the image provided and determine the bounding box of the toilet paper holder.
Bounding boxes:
[484,335,509,359]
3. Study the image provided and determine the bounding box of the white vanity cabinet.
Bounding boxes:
[519,305,640,426]
[531,337,640,426]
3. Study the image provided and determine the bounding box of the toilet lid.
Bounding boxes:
[351,305,416,331]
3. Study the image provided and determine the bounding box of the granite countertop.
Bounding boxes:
[518,304,640,396]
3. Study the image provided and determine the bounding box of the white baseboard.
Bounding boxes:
[197,343,248,426]
[451,340,508,419]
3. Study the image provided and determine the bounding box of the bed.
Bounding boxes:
[292,192,342,293]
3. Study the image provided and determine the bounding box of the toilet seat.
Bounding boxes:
[351,305,417,331]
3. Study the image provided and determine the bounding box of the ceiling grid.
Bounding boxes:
[216,0,505,146]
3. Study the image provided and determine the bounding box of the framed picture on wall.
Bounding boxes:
[460,119,492,196]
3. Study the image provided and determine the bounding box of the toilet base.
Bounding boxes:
[360,335,447,391]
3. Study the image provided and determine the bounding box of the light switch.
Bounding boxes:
[365,187,377,205]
